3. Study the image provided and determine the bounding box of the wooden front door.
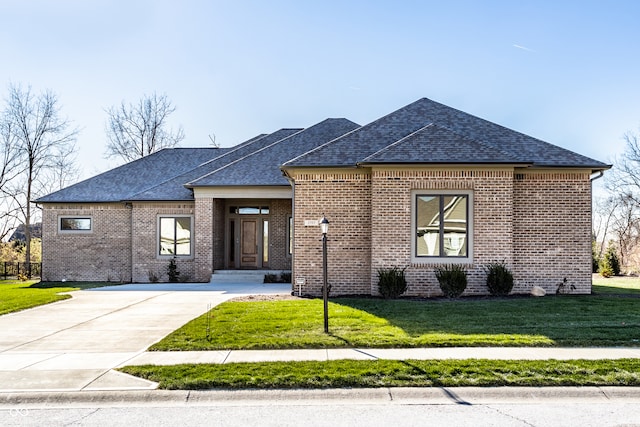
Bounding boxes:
[240,219,259,269]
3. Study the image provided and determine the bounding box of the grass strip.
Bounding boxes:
[151,294,640,350]
[119,359,640,390]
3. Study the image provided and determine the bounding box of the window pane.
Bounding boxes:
[442,196,467,256]
[175,217,191,255]
[415,194,468,258]
[160,218,176,255]
[416,196,440,256]
[61,218,91,231]
[263,220,269,264]
[238,207,260,214]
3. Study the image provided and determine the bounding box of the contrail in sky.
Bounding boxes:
[513,44,535,52]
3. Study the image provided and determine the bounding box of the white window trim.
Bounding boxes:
[157,215,195,259]
[58,216,93,234]
[410,189,473,265]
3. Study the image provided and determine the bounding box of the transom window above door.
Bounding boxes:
[229,206,270,215]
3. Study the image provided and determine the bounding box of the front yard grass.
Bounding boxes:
[0,280,115,315]
[125,276,640,390]
[119,358,640,390]
[151,290,640,351]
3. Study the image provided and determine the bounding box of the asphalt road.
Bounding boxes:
[2,399,639,427]
[2,388,640,427]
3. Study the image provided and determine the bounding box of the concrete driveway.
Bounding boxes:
[0,282,290,392]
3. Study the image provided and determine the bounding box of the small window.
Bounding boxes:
[59,217,92,233]
[413,191,472,262]
[159,216,192,256]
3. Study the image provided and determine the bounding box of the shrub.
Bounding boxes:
[599,242,620,277]
[264,273,278,283]
[484,261,514,296]
[167,257,180,282]
[377,266,407,299]
[434,264,467,298]
[148,270,159,283]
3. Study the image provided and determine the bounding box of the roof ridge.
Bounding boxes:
[196,133,272,167]
[283,98,430,167]
[360,123,436,163]
[282,123,363,167]
[186,128,307,186]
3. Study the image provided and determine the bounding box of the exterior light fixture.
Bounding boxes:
[320,215,329,333]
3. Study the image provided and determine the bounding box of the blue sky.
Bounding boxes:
[2,1,639,182]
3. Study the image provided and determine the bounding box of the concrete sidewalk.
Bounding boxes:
[126,347,640,367]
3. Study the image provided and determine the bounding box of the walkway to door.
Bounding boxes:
[0,281,291,392]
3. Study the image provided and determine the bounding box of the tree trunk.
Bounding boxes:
[25,162,32,277]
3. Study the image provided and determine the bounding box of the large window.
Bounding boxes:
[159,216,192,256]
[59,217,92,233]
[414,192,470,259]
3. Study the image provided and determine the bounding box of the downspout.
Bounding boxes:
[590,171,604,181]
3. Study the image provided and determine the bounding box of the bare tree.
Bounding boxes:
[104,92,185,162]
[610,193,640,269]
[0,110,26,239]
[601,127,640,273]
[37,143,80,195]
[3,83,78,272]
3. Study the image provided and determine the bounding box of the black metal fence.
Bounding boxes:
[1,262,42,278]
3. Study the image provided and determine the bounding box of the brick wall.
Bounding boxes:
[291,166,593,297]
[131,202,196,282]
[290,170,372,296]
[371,167,514,297]
[194,198,214,281]
[269,199,292,270]
[41,203,132,282]
[513,170,592,294]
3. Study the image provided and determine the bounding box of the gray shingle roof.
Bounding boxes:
[38,97,609,205]
[36,148,230,203]
[283,98,609,170]
[127,128,303,201]
[361,123,524,164]
[188,118,360,187]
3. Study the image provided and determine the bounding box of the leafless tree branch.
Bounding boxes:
[104,92,185,162]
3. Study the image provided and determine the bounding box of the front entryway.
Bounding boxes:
[227,204,270,269]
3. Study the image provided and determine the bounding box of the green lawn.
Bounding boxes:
[592,274,640,295]
[152,284,640,351]
[0,280,115,315]
[119,358,640,390]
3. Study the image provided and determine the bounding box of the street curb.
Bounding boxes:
[1,387,639,408]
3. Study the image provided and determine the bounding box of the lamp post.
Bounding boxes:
[320,216,329,334]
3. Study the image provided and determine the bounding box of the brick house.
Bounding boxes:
[37,98,609,296]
